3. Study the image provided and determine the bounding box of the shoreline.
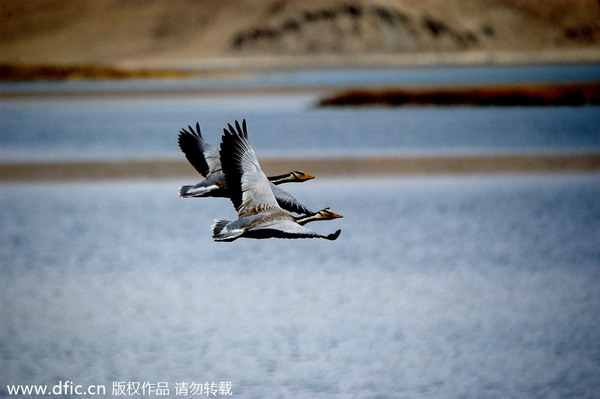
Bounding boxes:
[2,49,600,79]
[1,153,599,182]
[0,85,328,100]
[2,62,599,101]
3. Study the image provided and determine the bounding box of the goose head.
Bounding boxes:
[269,170,315,184]
[295,208,343,225]
[314,208,343,220]
[289,170,315,182]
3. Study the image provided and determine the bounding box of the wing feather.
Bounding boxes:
[220,119,279,213]
[248,219,341,240]
[270,184,313,214]
[178,122,221,177]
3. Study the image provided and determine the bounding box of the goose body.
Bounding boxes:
[211,120,341,242]
[213,207,343,241]
[178,123,314,214]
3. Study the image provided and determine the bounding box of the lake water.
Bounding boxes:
[2,64,600,161]
[1,94,600,161]
[1,65,600,398]
[1,175,599,398]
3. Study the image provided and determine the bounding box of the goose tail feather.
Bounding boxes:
[179,185,196,197]
[179,183,221,198]
[211,219,242,242]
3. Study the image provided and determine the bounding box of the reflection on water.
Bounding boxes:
[1,175,599,398]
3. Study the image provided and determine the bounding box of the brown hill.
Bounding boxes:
[1,0,599,72]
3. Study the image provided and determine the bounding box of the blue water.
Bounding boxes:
[1,175,599,398]
[1,94,599,160]
[2,64,600,161]
[251,63,600,88]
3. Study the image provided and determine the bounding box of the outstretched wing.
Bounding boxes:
[249,219,341,240]
[219,119,279,213]
[271,184,313,215]
[178,122,222,177]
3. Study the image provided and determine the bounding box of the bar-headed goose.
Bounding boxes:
[178,122,315,214]
[212,120,341,242]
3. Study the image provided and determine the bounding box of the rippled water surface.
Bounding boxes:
[2,175,599,398]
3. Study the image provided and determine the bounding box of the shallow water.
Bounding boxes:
[1,94,599,161]
[1,174,599,398]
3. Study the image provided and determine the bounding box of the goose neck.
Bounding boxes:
[268,173,293,185]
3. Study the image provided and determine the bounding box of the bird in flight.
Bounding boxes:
[178,122,315,215]
[211,120,342,241]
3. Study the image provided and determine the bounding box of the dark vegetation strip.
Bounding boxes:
[319,83,600,106]
[0,63,199,81]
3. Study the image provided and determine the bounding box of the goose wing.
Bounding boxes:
[178,122,222,177]
[270,183,313,215]
[247,219,341,240]
[219,119,279,213]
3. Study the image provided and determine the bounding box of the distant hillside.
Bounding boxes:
[1,0,599,72]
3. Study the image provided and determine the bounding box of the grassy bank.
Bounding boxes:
[0,63,200,81]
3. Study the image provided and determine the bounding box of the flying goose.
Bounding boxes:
[178,123,315,215]
[211,120,341,242]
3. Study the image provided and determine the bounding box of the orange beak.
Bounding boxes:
[326,210,343,219]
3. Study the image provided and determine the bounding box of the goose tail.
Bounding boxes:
[179,185,196,197]
[179,183,220,198]
[211,219,242,242]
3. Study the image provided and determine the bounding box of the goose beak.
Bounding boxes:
[325,209,343,219]
[294,170,315,181]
